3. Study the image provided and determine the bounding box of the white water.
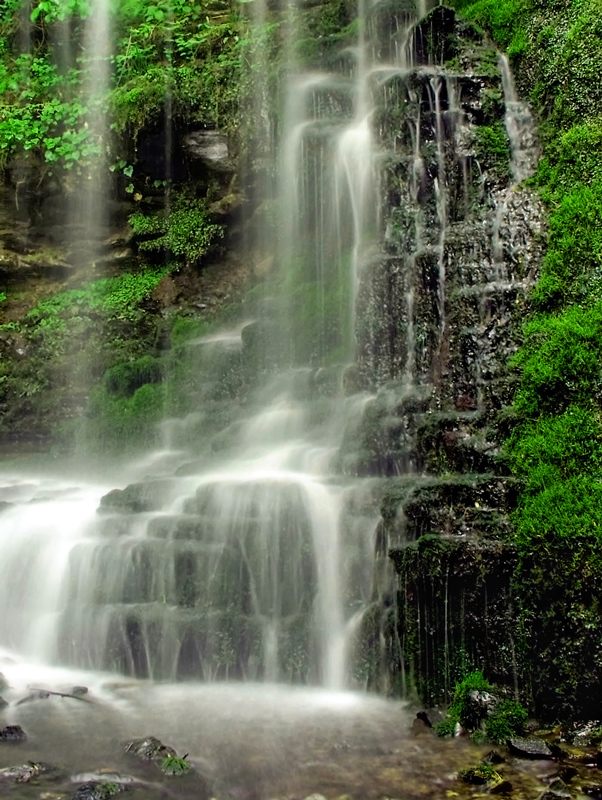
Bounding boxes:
[498,53,539,184]
[0,0,540,710]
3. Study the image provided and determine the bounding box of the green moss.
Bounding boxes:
[450,0,602,721]
[474,122,511,182]
[130,193,224,267]
[486,699,527,743]
[80,382,166,454]
[104,356,163,398]
[435,672,527,741]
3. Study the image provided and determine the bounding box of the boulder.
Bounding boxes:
[125,735,176,762]
[0,725,27,742]
[508,737,553,759]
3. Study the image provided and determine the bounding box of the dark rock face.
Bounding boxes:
[345,7,544,704]
[183,130,234,173]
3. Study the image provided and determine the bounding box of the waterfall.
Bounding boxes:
[0,0,542,700]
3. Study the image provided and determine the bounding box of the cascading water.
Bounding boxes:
[0,0,429,690]
[0,0,542,711]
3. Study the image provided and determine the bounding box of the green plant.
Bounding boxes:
[160,755,192,775]
[104,356,163,398]
[434,672,527,741]
[474,122,511,181]
[130,195,223,266]
[434,670,492,735]
[30,0,89,23]
[485,699,527,743]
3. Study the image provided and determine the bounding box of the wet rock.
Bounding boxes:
[564,720,602,746]
[0,331,28,359]
[555,766,578,783]
[183,130,234,173]
[463,689,499,729]
[0,696,7,710]
[0,761,57,782]
[583,784,602,800]
[483,750,506,765]
[71,686,89,697]
[71,773,140,787]
[540,777,571,799]
[125,735,176,762]
[508,737,554,759]
[488,778,512,794]
[99,481,175,514]
[0,672,8,691]
[411,711,433,735]
[0,725,27,742]
[70,781,123,800]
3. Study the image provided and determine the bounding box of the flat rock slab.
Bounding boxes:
[508,737,554,759]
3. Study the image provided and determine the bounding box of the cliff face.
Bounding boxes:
[333,7,545,707]
[0,0,601,720]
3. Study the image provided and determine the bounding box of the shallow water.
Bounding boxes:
[0,654,489,800]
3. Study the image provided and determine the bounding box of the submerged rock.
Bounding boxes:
[0,761,57,782]
[411,711,433,736]
[71,773,141,788]
[488,778,513,794]
[125,735,176,761]
[483,750,506,765]
[70,782,123,800]
[539,777,571,799]
[0,725,27,742]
